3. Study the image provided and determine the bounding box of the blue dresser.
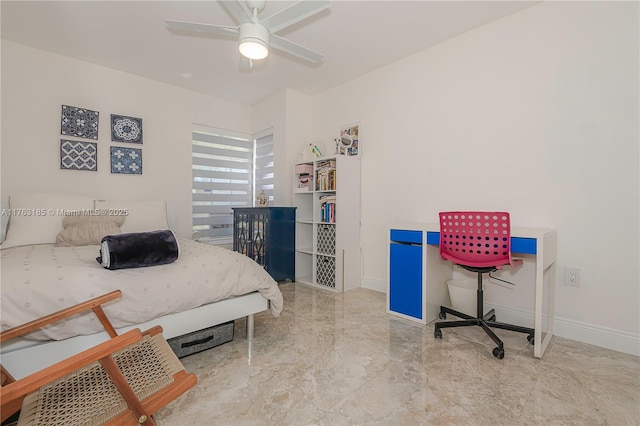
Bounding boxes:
[232,207,296,282]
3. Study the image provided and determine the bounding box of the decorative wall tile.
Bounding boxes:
[60,140,97,171]
[61,105,99,139]
[110,146,142,174]
[111,114,143,143]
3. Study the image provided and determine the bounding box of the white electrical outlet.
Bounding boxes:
[564,267,581,287]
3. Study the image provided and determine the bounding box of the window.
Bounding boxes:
[192,125,274,244]
[254,129,274,204]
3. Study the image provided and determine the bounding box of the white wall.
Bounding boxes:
[1,40,252,238]
[253,88,313,206]
[308,2,639,351]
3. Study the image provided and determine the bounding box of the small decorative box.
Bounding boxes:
[295,164,313,175]
[298,175,311,190]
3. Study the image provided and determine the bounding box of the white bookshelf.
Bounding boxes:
[292,156,361,292]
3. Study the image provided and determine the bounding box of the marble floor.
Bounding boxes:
[157,283,640,425]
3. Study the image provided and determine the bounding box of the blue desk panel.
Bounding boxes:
[426,232,536,255]
[389,242,423,319]
[390,229,422,244]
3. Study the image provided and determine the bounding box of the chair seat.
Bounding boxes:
[1,291,197,426]
[19,333,183,426]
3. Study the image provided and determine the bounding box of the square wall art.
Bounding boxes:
[60,140,97,171]
[111,114,143,143]
[61,105,99,139]
[111,146,142,175]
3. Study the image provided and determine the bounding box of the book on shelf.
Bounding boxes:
[319,195,336,223]
[316,159,336,170]
[315,159,336,191]
[315,167,336,191]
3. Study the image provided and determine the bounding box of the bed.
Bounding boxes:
[0,193,283,379]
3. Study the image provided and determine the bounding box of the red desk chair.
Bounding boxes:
[434,212,534,359]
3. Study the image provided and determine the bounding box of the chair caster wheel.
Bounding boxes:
[438,312,446,320]
[527,334,535,345]
[492,347,505,359]
[434,329,442,339]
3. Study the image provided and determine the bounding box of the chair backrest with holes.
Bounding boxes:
[439,211,515,269]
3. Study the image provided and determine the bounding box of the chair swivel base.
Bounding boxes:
[434,305,534,359]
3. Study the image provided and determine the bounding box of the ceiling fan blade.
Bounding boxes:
[260,0,329,34]
[166,20,238,38]
[270,34,324,64]
[220,0,252,25]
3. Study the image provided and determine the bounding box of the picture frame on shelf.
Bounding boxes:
[336,123,359,156]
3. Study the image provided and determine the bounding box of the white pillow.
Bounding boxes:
[1,193,95,249]
[94,199,169,234]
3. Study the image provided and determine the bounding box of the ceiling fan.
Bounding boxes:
[166,0,330,65]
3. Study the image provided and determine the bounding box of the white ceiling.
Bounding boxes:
[1,1,537,105]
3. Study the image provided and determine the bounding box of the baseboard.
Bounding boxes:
[487,302,640,357]
[552,316,640,357]
[363,278,639,356]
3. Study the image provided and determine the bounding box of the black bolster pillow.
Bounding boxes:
[97,230,179,270]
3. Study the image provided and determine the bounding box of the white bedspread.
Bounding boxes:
[0,239,283,340]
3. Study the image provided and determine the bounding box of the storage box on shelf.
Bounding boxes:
[292,156,361,292]
[294,163,313,192]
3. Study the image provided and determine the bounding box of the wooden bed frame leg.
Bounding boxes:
[246,314,254,341]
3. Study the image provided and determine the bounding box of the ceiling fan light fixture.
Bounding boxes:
[239,23,269,60]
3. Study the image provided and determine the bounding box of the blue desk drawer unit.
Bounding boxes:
[389,230,423,321]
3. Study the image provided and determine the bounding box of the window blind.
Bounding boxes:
[192,126,275,244]
[192,127,252,242]
[254,130,274,204]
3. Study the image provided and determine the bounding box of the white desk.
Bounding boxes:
[388,223,557,358]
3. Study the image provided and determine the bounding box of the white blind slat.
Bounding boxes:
[193,141,253,158]
[193,169,251,181]
[193,133,251,148]
[193,181,251,192]
[193,193,250,202]
[193,157,252,169]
